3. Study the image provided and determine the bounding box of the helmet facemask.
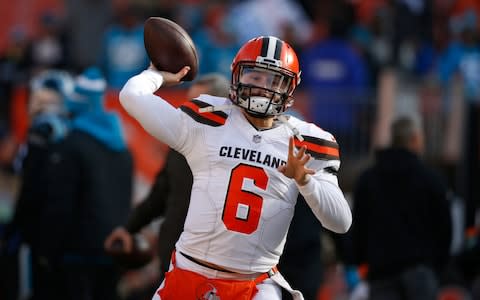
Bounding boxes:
[230,63,295,117]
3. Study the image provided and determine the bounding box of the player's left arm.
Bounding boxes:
[279,135,352,233]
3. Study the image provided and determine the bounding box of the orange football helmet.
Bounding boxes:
[230,36,301,117]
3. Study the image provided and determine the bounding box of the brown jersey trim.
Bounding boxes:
[180,100,227,127]
[294,135,340,160]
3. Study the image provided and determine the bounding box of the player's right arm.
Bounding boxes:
[119,66,191,150]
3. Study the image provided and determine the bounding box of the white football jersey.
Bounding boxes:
[120,69,352,273]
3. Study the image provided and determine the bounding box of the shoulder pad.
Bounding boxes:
[180,95,230,127]
[291,118,340,160]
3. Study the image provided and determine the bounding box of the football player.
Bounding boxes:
[120,36,352,300]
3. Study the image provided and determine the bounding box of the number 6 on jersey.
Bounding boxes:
[222,164,269,234]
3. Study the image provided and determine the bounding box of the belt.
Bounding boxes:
[179,251,235,273]
[178,251,279,282]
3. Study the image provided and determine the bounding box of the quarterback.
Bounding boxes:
[120,36,352,300]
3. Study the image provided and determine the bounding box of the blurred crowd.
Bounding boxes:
[0,0,479,299]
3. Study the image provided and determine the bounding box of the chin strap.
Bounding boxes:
[277,115,304,141]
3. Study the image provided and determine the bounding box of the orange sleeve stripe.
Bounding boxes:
[294,139,339,158]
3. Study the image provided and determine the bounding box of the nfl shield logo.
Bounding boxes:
[252,134,262,143]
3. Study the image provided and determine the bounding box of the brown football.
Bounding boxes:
[144,17,198,81]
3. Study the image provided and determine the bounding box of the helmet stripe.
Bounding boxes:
[259,36,283,61]
[260,37,269,57]
[274,39,282,60]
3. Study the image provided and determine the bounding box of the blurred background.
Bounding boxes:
[0,0,479,299]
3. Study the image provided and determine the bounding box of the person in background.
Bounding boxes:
[438,8,480,246]
[301,0,370,155]
[26,11,68,76]
[191,2,241,79]
[119,35,351,300]
[39,67,133,300]
[0,27,30,161]
[98,3,149,89]
[347,116,452,300]
[0,70,71,300]
[16,70,71,300]
[64,0,112,72]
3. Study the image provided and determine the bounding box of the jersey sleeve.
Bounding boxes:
[293,121,341,183]
[119,69,194,154]
[294,121,352,233]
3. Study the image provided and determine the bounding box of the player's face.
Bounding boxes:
[29,89,62,117]
[239,68,290,94]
